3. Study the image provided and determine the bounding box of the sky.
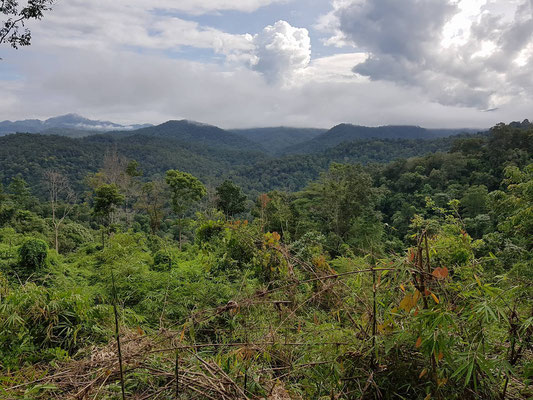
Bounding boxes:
[0,0,532,129]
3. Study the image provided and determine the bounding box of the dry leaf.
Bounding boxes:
[432,267,449,280]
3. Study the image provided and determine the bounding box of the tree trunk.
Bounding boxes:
[178,223,182,251]
[54,225,59,253]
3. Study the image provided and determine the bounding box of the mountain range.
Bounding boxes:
[0,113,152,137]
[0,113,495,197]
[0,113,483,155]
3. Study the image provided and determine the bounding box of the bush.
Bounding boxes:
[0,283,111,369]
[196,220,225,244]
[56,222,94,253]
[13,210,48,234]
[18,238,49,277]
[152,249,174,271]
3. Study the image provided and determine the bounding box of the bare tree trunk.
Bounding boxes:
[54,224,59,253]
[44,170,75,254]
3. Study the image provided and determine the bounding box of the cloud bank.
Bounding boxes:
[1,0,532,129]
[319,0,533,109]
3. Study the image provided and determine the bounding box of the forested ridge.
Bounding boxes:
[0,121,531,399]
[0,120,481,198]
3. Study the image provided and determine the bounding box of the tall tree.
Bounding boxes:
[87,152,142,227]
[43,170,76,253]
[93,184,124,247]
[215,180,247,218]
[1,0,55,50]
[297,163,382,252]
[165,170,206,249]
[8,175,31,209]
[137,180,166,235]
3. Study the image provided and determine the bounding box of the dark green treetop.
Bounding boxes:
[165,170,206,216]
[93,184,125,225]
[215,180,247,218]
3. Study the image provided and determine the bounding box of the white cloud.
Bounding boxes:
[1,0,531,130]
[144,0,288,15]
[298,53,368,83]
[2,46,531,129]
[28,0,256,58]
[319,0,533,109]
[250,20,311,84]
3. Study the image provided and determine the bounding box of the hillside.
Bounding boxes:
[285,124,482,154]
[0,133,268,195]
[231,127,326,154]
[231,135,463,194]
[0,122,531,400]
[125,120,263,152]
[0,129,473,198]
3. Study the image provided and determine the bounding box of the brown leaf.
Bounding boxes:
[432,267,449,280]
[415,336,422,348]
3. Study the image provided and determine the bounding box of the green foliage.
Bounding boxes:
[295,163,383,254]
[97,233,153,306]
[18,238,49,277]
[196,219,225,244]
[54,221,93,253]
[165,169,206,216]
[215,180,247,217]
[92,184,124,224]
[0,282,110,369]
[0,122,531,399]
[152,249,175,271]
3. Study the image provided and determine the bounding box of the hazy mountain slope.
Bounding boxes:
[230,135,465,194]
[230,127,326,154]
[283,124,480,154]
[127,120,263,152]
[0,133,267,194]
[0,114,151,136]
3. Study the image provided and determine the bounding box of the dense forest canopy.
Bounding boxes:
[0,121,531,399]
[0,119,487,199]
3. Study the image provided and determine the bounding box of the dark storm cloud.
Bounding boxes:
[337,0,457,61]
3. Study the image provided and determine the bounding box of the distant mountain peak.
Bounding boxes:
[129,119,263,151]
[160,119,217,128]
[0,114,152,136]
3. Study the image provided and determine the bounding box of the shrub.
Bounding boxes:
[196,220,225,244]
[152,249,174,271]
[56,222,94,253]
[18,238,49,277]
